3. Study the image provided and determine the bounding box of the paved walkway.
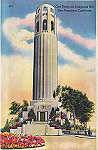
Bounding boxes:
[42,136,96,150]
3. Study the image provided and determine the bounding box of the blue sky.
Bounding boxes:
[2,0,96,60]
[1,0,96,92]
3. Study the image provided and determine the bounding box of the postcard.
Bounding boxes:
[1,0,96,150]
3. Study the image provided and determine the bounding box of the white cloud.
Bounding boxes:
[2,12,95,72]
[3,12,35,52]
[58,41,95,72]
[57,18,96,50]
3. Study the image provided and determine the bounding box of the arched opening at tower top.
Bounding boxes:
[43,19,47,31]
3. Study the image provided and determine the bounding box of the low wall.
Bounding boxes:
[10,127,22,135]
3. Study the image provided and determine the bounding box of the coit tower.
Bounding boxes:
[33,4,58,100]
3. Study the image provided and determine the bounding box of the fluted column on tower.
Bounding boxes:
[33,4,58,100]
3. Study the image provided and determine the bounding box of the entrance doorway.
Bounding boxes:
[40,112,45,122]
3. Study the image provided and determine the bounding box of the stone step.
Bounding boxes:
[10,123,62,136]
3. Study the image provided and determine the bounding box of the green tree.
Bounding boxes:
[53,90,56,99]
[22,100,29,111]
[56,85,61,96]
[2,119,10,132]
[60,86,77,129]
[57,85,94,130]
[74,92,94,130]
[9,101,22,115]
[49,107,56,121]
[9,100,29,123]
[62,119,71,130]
[28,109,36,121]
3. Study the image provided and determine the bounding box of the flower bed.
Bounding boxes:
[0,132,45,149]
[10,122,22,129]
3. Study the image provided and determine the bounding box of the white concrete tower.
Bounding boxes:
[33,4,58,100]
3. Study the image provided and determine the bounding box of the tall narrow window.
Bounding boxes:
[43,19,47,31]
[43,7,47,12]
[36,21,39,32]
[50,8,54,13]
[38,8,40,13]
[51,21,54,31]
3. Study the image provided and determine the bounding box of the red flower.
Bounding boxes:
[0,133,45,149]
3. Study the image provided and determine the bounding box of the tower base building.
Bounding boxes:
[30,99,58,122]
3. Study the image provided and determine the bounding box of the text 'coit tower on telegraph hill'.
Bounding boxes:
[33,4,58,100]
